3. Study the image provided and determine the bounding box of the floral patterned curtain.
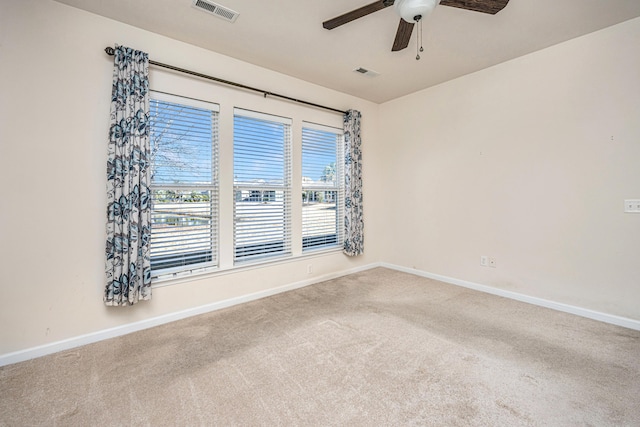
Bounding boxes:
[105,45,152,306]
[343,110,364,256]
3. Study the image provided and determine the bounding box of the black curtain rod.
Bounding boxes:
[104,47,347,115]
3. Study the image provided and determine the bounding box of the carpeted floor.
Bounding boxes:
[1,267,639,426]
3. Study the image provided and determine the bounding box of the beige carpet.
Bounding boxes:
[1,267,639,426]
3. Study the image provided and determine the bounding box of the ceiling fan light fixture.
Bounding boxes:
[394,0,439,23]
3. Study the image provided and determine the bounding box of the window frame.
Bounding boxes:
[148,91,220,280]
[232,108,293,264]
[301,122,345,252]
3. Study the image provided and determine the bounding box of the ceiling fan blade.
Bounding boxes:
[323,1,394,30]
[439,0,510,15]
[391,19,414,52]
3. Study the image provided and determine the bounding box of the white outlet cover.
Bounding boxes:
[624,199,640,213]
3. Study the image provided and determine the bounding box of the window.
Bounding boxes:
[233,109,292,262]
[149,92,219,278]
[302,123,344,251]
[145,88,345,280]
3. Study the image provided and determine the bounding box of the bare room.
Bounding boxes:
[1,0,639,424]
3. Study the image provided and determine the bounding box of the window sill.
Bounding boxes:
[151,246,344,288]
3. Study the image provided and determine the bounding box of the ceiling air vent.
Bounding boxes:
[353,67,380,78]
[192,0,239,23]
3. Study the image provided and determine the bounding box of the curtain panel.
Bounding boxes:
[105,46,152,306]
[343,109,364,256]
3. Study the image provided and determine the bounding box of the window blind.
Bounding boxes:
[301,123,344,251]
[233,109,292,262]
[149,92,219,277]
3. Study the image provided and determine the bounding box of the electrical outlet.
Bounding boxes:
[307,264,313,275]
[480,256,488,267]
[488,257,497,268]
[624,199,640,213]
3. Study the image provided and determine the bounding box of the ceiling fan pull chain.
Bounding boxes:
[420,18,424,53]
[416,16,423,60]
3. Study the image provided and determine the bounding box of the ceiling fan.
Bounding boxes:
[323,0,510,56]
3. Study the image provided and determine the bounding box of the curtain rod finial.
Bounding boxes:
[105,47,115,56]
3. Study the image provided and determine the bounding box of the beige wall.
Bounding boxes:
[0,0,382,355]
[378,17,640,319]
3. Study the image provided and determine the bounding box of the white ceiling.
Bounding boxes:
[54,0,640,103]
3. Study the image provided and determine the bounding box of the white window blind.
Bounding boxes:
[302,122,344,251]
[233,109,292,262]
[149,92,219,278]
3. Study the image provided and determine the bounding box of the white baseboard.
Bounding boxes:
[0,263,378,367]
[3,262,638,366]
[380,263,640,331]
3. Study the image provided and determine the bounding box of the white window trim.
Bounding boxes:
[233,108,293,264]
[301,121,345,252]
[151,90,220,112]
[145,87,347,285]
[149,91,220,280]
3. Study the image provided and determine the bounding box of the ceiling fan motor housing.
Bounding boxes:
[394,0,440,22]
